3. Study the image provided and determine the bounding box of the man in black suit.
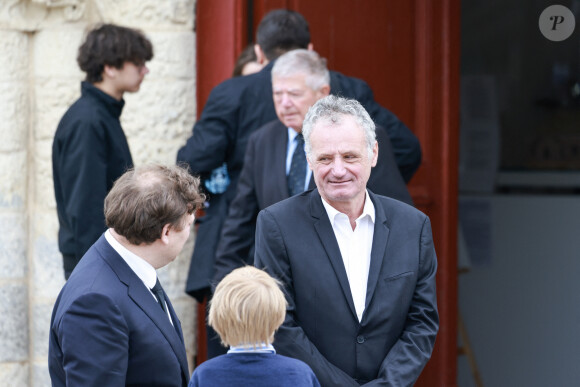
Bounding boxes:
[49,165,205,386]
[177,9,421,306]
[213,49,412,291]
[255,96,438,386]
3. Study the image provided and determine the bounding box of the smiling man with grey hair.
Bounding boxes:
[254,95,439,386]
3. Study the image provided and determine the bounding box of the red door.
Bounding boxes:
[196,1,460,385]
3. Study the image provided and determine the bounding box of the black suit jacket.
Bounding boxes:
[213,119,412,286]
[49,235,189,387]
[254,190,438,386]
[178,61,421,300]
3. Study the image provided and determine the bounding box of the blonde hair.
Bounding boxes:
[209,266,287,348]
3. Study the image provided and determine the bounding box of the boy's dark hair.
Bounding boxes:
[77,24,154,83]
[256,9,310,61]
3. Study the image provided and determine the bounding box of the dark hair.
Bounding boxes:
[104,164,205,245]
[77,23,154,83]
[256,9,310,61]
[232,45,258,77]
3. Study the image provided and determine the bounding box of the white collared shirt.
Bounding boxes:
[285,128,312,192]
[321,191,375,322]
[105,229,173,324]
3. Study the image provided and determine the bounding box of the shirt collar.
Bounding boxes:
[81,81,125,118]
[321,190,375,224]
[105,229,157,289]
[227,343,276,354]
[287,127,300,142]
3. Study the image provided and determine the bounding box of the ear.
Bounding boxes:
[102,64,117,80]
[307,42,314,51]
[371,141,379,167]
[254,44,267,65]
[307,154,314,170]
[160,224,171,245]
[318,84,330,98]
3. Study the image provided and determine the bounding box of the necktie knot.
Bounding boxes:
[296,132,304,145]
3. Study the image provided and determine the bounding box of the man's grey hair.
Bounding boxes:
[303,95,377,159]
[271,49,330,90]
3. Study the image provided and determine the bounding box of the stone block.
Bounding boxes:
[0,31,28,81]
[33,28,84,79]
[122,79,196,141]
[0,0,85,31]
[96,0,195,30]
[32,361,51,387]
[0,152,27,210]
[33,139,57,210]
[0,362,29,387]
[34,79,81,142]
[32,230,65,300]
[32,302,54,359]
[0,81,28,152]
[0,213,27,280]
[0,283,29,362]
[147,31,195,79]
[128,139,188,167]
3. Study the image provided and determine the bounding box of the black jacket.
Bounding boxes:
[52,82,133,274]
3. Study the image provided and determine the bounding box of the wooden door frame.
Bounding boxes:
[411,1,460,386]
[195,1,460,385]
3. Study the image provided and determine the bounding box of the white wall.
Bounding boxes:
[0,1,198,385]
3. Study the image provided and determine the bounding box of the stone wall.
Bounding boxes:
[0,1,198,385]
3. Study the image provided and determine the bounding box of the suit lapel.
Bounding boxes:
[272,120,290,198]
[126,283,189,380]
[309,191,358,321]
[364,192,390,311]
[165,296,185,343]
[97,238,190,382]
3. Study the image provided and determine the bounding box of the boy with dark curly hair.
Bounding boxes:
[52,24,153,279]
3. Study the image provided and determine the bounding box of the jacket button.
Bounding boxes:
[357,335,365,344]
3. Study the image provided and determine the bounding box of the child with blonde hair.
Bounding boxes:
[189,266,319,387]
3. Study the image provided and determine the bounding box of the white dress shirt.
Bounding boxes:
[105,229,173,324]
[285,128,312,192]
[321,191,375,321]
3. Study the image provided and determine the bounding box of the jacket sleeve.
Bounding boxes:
[58,119,110,262]
[212,134,260,287]
[55,293,129,386]
[362,216,439,387]
[332,72,422,182]
[254,209,359,387]
[176,81,239,178]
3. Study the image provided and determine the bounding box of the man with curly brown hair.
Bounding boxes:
[52,23,153,279]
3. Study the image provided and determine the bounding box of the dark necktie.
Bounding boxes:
[288,133,306,196]
[151,278,167,313]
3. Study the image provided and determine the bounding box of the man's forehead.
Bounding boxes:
[272,73,309,88]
